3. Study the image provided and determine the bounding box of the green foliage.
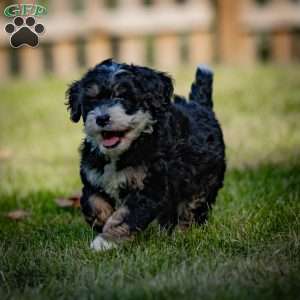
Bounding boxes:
[0,65,299,299]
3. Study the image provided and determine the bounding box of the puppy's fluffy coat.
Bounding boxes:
[66,59,226,251]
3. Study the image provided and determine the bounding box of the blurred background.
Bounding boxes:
[0,0,299,195]
[0,0,300,78]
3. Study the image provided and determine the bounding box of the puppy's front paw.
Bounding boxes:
[90,234,117,251]
[103,206,133,240]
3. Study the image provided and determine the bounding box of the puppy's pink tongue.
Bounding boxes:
[102,136,120,147]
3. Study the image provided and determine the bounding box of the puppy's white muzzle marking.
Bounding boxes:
[85,104,155,158]
[90,234,118,252]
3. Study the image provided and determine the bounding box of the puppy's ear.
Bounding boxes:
[66,80,82,122]
[159,72,174,101]
[149,72,173,109]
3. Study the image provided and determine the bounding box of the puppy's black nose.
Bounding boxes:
[96,114,110,127]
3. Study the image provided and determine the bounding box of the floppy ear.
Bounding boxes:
[149,72,173,109]
[66,80,82,122]
[159,72,174,101]
[143,71,174,111]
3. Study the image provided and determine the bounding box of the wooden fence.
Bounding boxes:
[219,0,300,64]
[0,0,215,80]
[0,0,299,80]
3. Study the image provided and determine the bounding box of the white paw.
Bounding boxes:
[90,234,117,252]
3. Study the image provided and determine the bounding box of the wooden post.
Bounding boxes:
[85,0,110,67]
[217,0,241,64]
[239,32,257,64]
[50,0,76,77]
[0,47,10,81]
[19,47,44,79]
[1,1,12,80]
[119,36,145,65]
[119,0,142,9]
[0,2,7,20]
[189,31,213,64]
[153,0,173,6]
[86,0,105,13]
[272,0,287,6]
[155,34,180,71]
[49,0,72,15]
[52,41,77,77]
[272,29,293,64]
[86,34,111,67]
[117,0,145,64]
[270,0,293,63]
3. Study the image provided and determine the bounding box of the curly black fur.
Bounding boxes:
[66,59,226,241]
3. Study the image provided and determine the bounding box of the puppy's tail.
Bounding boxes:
[189,65,213,108]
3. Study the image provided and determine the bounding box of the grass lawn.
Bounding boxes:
[0,65,300,300]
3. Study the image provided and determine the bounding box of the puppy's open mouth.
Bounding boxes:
[101,130,129,148]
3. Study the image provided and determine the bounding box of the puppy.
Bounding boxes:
[66,59,226,251]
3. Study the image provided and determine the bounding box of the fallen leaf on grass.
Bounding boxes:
[54,194,81,208]
[6,209,31,221]
[0,149,13,160]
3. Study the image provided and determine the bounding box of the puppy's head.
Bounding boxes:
[66,59,173,157]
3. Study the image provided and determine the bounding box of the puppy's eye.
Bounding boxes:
[112,81,134,99]
[85,95,101,103]
[85,84,99,98]
[113,89,131,100]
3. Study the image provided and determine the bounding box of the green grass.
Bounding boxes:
[0,65,300,300]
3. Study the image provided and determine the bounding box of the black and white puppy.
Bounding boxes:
[66,59,226,251]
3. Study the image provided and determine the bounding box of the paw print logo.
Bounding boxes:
[4,16,45,48]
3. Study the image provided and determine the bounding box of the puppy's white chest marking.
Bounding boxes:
[101,162,125,201]
[84,162,146,204]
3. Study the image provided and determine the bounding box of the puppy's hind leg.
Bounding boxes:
[176,194,210,231]
[157,208,178,234]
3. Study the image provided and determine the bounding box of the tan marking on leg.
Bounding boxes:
[89,195,114,226]
[177,194,206,231]
[177,223,191,232]
[188,195,206,210]
[102,206,134,241]
[177,202,194,230]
